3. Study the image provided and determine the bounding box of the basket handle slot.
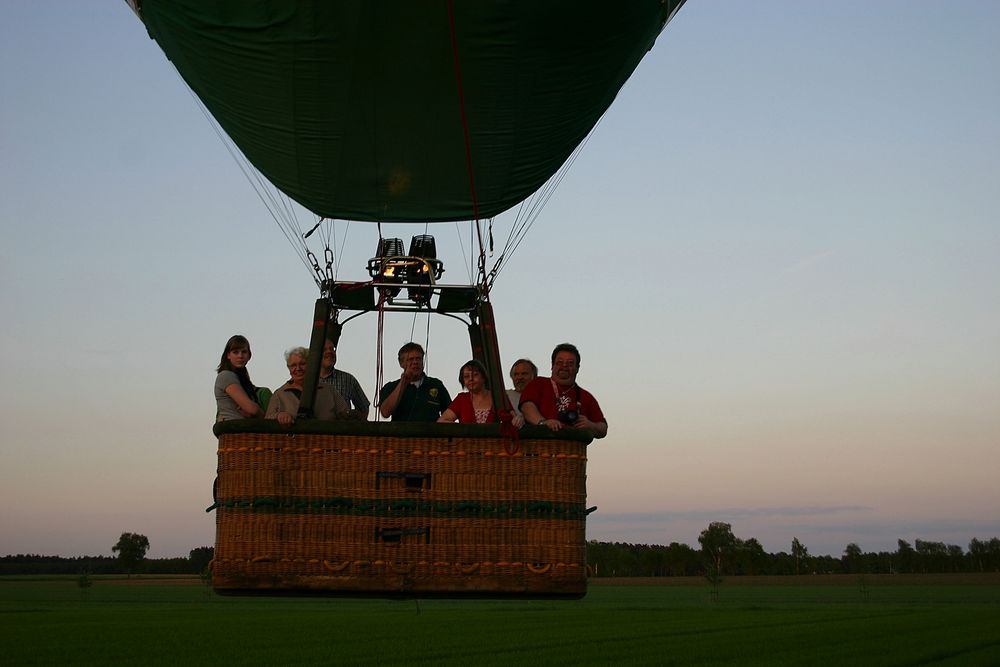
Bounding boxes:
[376,527,430,544]
[376,471,431,492]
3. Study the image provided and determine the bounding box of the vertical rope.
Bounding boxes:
[373,223,387,421]
[374,292,387,422]
[446,0,488,293]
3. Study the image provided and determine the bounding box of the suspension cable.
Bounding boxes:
[486,121,601,289]
[182,76,329,287]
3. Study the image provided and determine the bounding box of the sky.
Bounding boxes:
[1,2,998,560]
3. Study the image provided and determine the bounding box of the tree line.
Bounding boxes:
[0,553,212,576]
[3,525,999,577]
[588,522,1000,577]
[0,533,213,576]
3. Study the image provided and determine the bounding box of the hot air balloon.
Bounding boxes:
[129,0,688,597]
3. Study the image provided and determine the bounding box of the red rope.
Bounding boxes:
[374,291,386,421]
[446,0,488,289]
[373,226,387,421]
[498,409,521,455]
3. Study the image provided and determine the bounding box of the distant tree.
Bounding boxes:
[868,550,894,574]
[915,539,949,573]
[587,540,638,577]
[813,553,843,575]
[946,544,964,572]
[968,538,988,572]
[698,522,738,577]
[665,541,701,576]
[895,539,915,574]
[189,546,214,574]
[990,538,1000,571]
[791,537,808,575]
[966,537,1000,572]
[734,538,767,575]
[843,542,863,574]
[112,532,150,578]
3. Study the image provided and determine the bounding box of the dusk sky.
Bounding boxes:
[2,2,998,559]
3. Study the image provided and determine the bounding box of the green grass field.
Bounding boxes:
[3,574,999,665]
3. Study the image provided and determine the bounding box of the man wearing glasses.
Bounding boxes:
[319,339,371,419]
[519,343,607,439]
[378,342,452,422]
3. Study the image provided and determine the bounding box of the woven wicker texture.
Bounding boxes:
[212,428,590,596]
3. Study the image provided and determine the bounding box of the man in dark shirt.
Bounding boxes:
[378,342,451,421]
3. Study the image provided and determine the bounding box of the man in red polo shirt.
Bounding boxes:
[519,343,607,439]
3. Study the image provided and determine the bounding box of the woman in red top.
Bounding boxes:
[438,360,522,427]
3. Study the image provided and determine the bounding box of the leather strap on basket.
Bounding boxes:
[498,409,520,454]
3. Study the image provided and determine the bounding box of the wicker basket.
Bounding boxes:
[210,420,592,597]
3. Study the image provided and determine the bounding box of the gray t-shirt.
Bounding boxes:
[215,370,246,421]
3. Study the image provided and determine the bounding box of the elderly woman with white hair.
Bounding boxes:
[265,346,349,425]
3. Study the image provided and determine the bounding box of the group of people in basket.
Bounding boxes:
[215,335,607,439]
